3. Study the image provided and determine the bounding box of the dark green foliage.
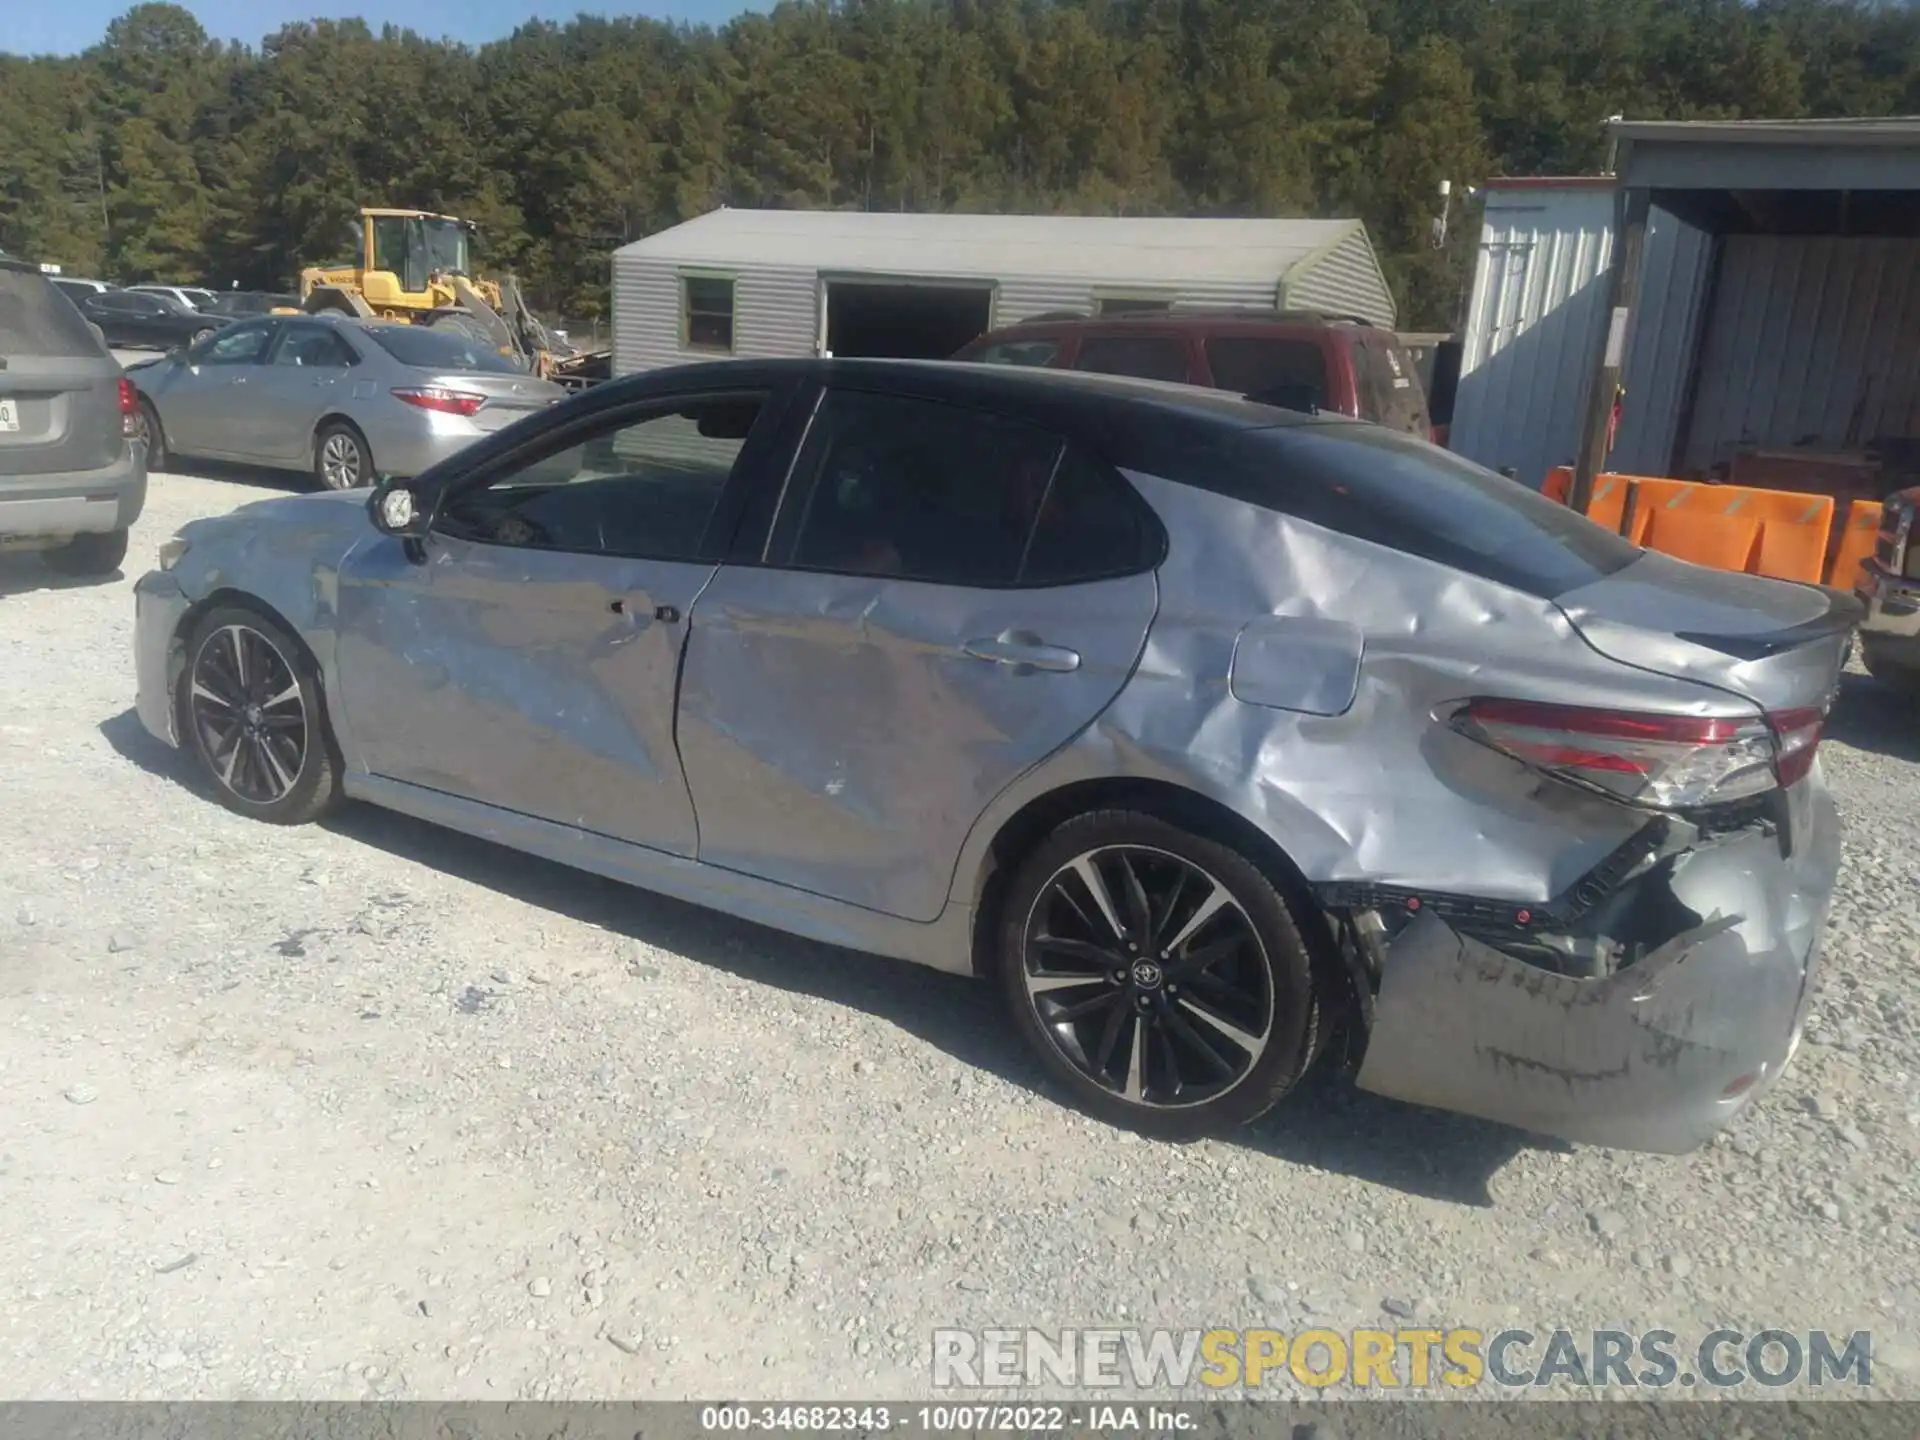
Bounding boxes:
[2,0,1915,328]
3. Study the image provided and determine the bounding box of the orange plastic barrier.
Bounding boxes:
[1753,509,1834,583]
[1583,473,1631,535]
[1825,500,1883,589]
[1541,466,1572,505]
[1641,506,1761,572]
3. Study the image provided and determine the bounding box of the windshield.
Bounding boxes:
[367,324,519,374]
[422,219,470,276]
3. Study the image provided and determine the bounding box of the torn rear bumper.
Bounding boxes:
[1354,777,1839,1155]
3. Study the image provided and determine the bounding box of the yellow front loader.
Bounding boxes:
[300,208,609,391]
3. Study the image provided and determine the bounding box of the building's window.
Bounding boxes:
[683,275,736,353]
[1096,296,1174,316]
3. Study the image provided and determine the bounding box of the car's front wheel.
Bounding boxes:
[41,528,129,577]
[997,808,1320,1139]
[177,603,342,825]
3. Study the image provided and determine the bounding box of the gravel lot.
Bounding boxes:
[2,466,1919,1403]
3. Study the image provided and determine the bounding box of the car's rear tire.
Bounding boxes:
[996,808,1320,1140]
[1861,639,1920,698]
[313,420,372,492]
[136,397,169,472]
[175,603,342,825]
[41,528,129,577]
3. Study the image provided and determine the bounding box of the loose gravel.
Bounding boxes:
[2,468,1918,1403]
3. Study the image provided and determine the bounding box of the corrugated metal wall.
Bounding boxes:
[1606,209,1714,477]
[613,229,1395,375]
[1680,236,1920,472]
[1449,185,1715,486]
[1282,228,1397,327]
[1448,186,1616,486]
[613,256,820,375]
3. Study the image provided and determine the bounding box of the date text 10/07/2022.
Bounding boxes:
[698,1405,1196,1432]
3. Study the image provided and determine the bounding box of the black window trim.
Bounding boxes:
[680,270,736,356]
[748,379,1168,591]
[420,382,797,567]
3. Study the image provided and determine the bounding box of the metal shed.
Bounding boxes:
[611,209,1397,376]
[1566,117,1920,511]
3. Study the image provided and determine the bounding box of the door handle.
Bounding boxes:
[961,630,1081,674]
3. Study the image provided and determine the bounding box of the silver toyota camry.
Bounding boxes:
[125,313,565,490]
[131,359,1852,1152]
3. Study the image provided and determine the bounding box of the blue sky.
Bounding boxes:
[12,0,760,57]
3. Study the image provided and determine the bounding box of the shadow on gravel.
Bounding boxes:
[0,554,124,599]
[100,706,193,778]
[1826,672,1920,764]
[153,457,309,492]
[97,703,1539,1206]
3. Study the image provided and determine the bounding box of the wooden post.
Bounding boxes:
[1569,186,1650,518]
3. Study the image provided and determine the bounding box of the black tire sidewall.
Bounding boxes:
[139,399,168,471]
[176,603,338,823]
[996,808,1319,1139]
[314,423,371,491]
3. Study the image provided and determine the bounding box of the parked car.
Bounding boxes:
[76,289,226,350]
[51,277,114,304]
[126,313,565,489]
[0,257,147,575]
[127,283,219,312]
[952,309,1435,439]
[1854,487,1920,694]
[133,358,1851,1152]
[206,291,302,317]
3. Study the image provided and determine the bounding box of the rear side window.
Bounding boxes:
[367,325,521,374]
[1205,336,1328,410]
[1073,335,1189,384]
[1225,423,1640,599]
[0,268,106,358]
[1353,335,1429,435]
[774,390,1158,588]
[969,338,1059,368]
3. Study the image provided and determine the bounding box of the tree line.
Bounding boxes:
[2,0,1917,331]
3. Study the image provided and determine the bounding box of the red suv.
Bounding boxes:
[951,309,1434,439]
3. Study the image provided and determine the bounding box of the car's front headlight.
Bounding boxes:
[157,536,190,571]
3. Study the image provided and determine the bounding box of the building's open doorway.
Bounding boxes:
[823,279,994,360]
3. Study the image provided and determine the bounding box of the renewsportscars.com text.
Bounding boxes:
[931,1327,1874,1391]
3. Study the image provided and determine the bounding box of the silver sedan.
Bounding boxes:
[126,314,565,489]
[132,358,1850,1152]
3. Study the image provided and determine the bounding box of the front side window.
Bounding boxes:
[682,275,735,353]
[775,390,1150,589]
[371,216,406,273]
[1073,335,1189,384]
[191,322,275,366]
[1225,422,1639,599]
[436,392,765,560]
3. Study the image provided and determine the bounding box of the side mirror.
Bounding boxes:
[367,475,430,552]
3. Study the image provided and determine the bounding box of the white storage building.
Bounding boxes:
[610,208,1398,376]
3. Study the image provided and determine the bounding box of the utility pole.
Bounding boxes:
[1569,121,1644,520]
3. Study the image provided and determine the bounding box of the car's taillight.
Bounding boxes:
[1450,697,1825,810]
[391,386,485,417]
[118,377,139,438]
